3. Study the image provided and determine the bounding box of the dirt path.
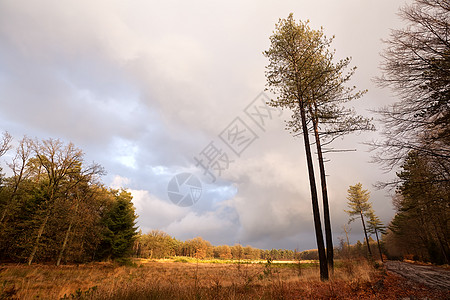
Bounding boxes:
[385,260,450,291]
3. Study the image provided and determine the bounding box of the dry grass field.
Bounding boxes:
[0,259,447,299]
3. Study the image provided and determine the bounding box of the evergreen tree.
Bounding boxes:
[264,13,330,280]
[388,151,449,264]
[265,14,373,277]
[345,183,373,258]
[99,189,138,261]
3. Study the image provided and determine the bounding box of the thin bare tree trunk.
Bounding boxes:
[56,199,79,266]
[0,209,7,224]
[374,229,383,262]
[28,211,50,265]
[360,211,372,257]
[343,225,350,249]
[56,222,72,266]
[343,225,351,257]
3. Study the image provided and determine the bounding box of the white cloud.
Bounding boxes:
[111,137,138,169]
[129,189,187,232]
[110,175,131,189]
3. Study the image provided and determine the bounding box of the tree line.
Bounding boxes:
[0,135,138,265]
[133,229,377,262]
[383,150,449,264]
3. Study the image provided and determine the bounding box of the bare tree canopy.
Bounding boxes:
[374,0,450,170]
[0,132,12,158]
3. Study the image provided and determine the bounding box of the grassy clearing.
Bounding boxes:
[0,259,446,299]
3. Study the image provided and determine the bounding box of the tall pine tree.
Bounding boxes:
[345,183,373,258]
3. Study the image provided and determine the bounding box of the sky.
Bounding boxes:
[0,0,410,251]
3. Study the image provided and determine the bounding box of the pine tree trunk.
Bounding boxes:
[344,225,350,250]
[309,103,334,273]
[28,211,50,265]
[360,211,372,257]
[299,100,328,281]
[374,229,383,262]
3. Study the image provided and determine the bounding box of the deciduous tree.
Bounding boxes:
[55,162,104,266]
[27,139,85,265]
[0,131,12,158]
[374,0,450,172]
[1,137,33,223]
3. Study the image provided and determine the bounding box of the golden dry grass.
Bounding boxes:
[0,259,447,299]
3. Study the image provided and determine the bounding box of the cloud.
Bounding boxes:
[225,152,312,240]
[0,0,403,250]
[129,189,188,231]
[165,209,239,245]
[110,175,131,189]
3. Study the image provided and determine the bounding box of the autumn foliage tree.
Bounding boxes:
[214,245,232,259]
[0,135,138,265]
[135,230,181,259]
